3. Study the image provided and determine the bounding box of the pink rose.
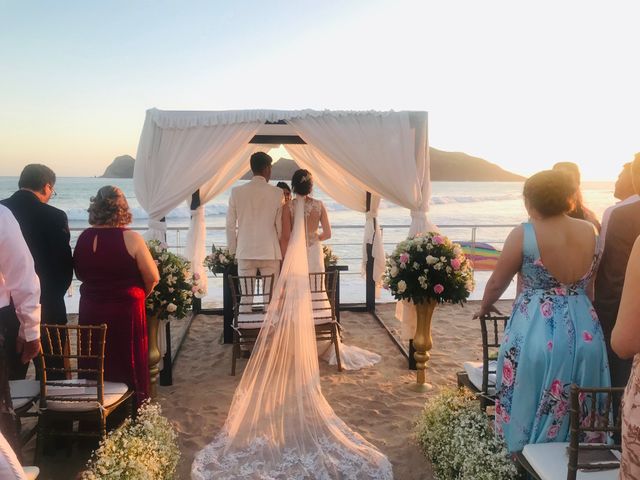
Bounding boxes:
[549,379,563,399]
[433,284,444,294]
[582,331,593,343]
[399,253,410,264]
[547,341,553,351]
[433,235,444,245]
[540,300,553,318]
[450,258,461,270]
[554,400,568,420]
[193,272,201,280]
[554,287,567,296]
[502,358,514,387]
[547,424,560,439]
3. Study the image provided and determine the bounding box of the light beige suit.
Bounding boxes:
[226,176,283,289]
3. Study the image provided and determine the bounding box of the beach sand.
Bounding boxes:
[30,299,513,479]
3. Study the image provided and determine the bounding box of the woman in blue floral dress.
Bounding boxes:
[475,170,611,453]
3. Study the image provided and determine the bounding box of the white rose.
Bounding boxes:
[454,246,463,256]
[434,262,443,270]
[166,303,177,313]
[390,265,399,277]
[412,262,420,270]
[426,255,438,265]
[397,280,407,293]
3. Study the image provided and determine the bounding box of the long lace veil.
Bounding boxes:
[192,197,393,479]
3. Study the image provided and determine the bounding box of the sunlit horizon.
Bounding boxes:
[1,1,638,181]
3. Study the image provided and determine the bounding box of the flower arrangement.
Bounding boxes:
[416,387,517,480]
[81,401,180,480]
[383,232,474,305]
[147,240,203,320]
[205,244,237,276]
[323,244,338,269]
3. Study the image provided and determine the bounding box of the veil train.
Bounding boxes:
[191,196,393,480]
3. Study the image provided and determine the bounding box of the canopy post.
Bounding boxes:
[158,216,174,386]
[190,190,202,315]
[365,192,375,312]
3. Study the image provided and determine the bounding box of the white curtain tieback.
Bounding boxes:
[148,219,167,231]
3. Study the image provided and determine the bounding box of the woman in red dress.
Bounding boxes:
[74,186,159,405]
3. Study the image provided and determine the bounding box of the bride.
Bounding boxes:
[281,169,381,370]
[191,172,393,479]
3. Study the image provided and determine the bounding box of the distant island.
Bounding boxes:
[101,149,524,182]
[101,155,135,178]
[241,149,524,182]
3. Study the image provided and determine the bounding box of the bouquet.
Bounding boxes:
[147,240,203,320]
[205,244,236,276]
[323,244,339,269]
[416,387,517,480]
[81,400,180,480]
[383,232,474,305]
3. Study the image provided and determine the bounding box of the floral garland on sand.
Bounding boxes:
[81,401,180,480]
[205,244,237,276]
[416,388,517,480]
[383,232,474,304]
[147,240,203,320]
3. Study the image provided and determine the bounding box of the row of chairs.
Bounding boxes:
[10,324,135,463]
[458,315,623,479]
[228,271,341,375]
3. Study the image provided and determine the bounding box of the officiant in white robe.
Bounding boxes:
[225,152,283,288]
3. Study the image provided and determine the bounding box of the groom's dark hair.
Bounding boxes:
[250,152,273,175]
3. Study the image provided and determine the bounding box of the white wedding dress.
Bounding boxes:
[300,197,382,371]
[191,197,393,480]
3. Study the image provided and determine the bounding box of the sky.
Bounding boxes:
[1,0,638,180]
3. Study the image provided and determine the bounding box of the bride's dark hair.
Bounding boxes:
[291,169,313,195]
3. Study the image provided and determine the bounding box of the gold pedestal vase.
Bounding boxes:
[147,314,162,398]
[411,299,436,392]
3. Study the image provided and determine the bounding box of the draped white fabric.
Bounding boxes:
[284,144,386,286]
[184,144,269,294]
[191,198,393,479]
[287,112,433,234]
[134,110,262,241]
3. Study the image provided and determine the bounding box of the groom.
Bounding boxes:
[226,152,283,291]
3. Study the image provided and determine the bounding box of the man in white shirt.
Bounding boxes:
[226,152,284,292]
[0,204,41,458]
[600,162,640,247]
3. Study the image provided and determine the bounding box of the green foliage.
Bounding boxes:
[147,240,201,320]
[416,388,517,480]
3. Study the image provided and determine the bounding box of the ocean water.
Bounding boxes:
[0,177,616,312]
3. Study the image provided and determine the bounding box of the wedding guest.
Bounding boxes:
[0,164,72,380]
[553,161,601,231]
[74,186,159,405]
[600,160,640,247]
[276,182,292,202]
[611,236,640,477]
[476,170,610,452]
[594,154,640,389]
[0,205,41,458]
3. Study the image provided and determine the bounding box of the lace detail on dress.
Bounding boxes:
[192,429,393,480]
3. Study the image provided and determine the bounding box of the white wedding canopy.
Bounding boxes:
[134,108,435,298]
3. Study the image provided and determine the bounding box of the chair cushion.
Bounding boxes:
[237,313,266,329]
[313,309,334,325]
[523,442,620,480]
[463,361,496,395]
[45,379,130,412]
[9,380,39,410]
[23,466,39,480]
